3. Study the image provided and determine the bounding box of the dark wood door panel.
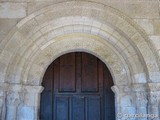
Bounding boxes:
[59,53,76,92]
[42,62,53,91]
[72,96,85,120]
[40,91,52,120]
[55,96,70,120]
[54,95,102,120]
[81,53,98,92]
[86,96,101,120]
[40,52,115,120]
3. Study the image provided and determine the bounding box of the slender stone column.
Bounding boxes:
[6,92,21,120]
[0,83,7,120]
[112,84,149,120]
[147,83,160,120]
[4,84,43,120]
[132,84,148,120]
[112,85,136,120]
[18,85,44,120]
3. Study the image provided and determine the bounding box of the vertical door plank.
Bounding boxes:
[76,52,82,93]
[53,58,59,93]
[98,61,104,120]
[40,52,115,120]
[55,96,69,120]
[103,64,114,87]
[72,96,85,120]
[40,91,52,120]
[81,53,98,92]
[86,96,101,120]
[59,53,76,92]
[40,63,53,120]
[103,63,115,120]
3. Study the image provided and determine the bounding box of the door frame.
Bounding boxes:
[40,52,115,120]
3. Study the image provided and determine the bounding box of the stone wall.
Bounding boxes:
[0,0,160,120]
[0,1,159,62]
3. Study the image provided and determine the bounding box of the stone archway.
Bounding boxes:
[0,1,160,120]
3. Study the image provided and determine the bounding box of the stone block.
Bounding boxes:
[121,95,133,107]
[153,20,160,35]
[121,106,137,120]
[28,1,74,14]
[0,72,5,83]
[0,19,19,34]
[17,105,34,120]
[28,2,52,14]
[6,106,16,120]
[24,93,35,106]
[158,50,160,56]
[0,62,7,73]
[128,55,144,74]
[0,2,27,18]
[134,19,154,35]
[0,34,6,43]
[132,73,146,83]
[106,1,159,19]
[149,36,160,50]
[149,71,160,82]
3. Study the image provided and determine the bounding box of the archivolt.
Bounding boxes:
[0,1,159,86]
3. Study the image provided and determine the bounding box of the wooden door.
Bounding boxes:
[40,52,115,120]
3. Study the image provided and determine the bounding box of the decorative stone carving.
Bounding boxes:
[0,92,5,120]
[6,92,21,106]
[0,1,160,120]
[147,83,160,106]
[135,91,148,106]
[148,83,160,92]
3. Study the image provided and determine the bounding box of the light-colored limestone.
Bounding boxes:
[0,1,160,120]
[0,19,19,34]
[0,2,27,18]
[27,0,160,19]
[150,36,160,50]
[17,105,35,120]
[153,19,160,35]
[134,19,154,35]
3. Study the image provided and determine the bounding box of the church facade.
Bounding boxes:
[0,0,160,120]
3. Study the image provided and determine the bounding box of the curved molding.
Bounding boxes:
[0,1,159,86]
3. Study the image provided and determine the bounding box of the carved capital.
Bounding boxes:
[148,92,160,105]
[111,85,132,95]
[6,84,44,94]
[147,83,160,92]
[6,92,21,106]
[135,91,148,106]
[131,83,148,92]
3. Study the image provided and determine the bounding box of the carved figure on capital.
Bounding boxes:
[136,91,148,106]
[6,92,22,106]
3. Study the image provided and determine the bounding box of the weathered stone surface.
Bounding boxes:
[0,34,5,43]
[6,106,17,120]
[19,0,160,19]
[17,105,35,120]
[0,2,27,18]
[134,19,154,35]
[153,20,160,35]
[0,0,159,2]
[0,19,19,34]
[150,36,160,50]
[132,73,146,83]
[0,1,160,120]
[109,1,159,18]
